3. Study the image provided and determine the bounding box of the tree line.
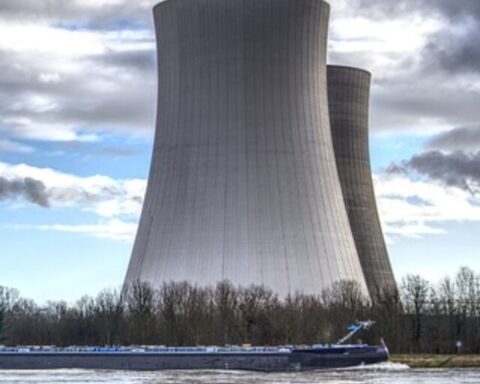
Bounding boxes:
[1,266,480,354]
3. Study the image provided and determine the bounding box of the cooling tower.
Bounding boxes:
[124,0,370,298]
[327,65,396,297]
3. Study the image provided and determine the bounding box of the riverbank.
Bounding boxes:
[391,354,480,368]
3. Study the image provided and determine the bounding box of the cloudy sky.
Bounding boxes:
[1,0,479,303]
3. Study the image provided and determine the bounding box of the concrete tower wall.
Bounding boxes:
[124,0,369,298]
[327,65,396,297]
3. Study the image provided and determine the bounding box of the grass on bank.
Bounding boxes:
[391,354,480,368]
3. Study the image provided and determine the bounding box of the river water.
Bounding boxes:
[1,363,479,384]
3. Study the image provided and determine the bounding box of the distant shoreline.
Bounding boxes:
[391,355,480,368]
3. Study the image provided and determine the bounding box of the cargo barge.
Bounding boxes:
[0,321,388,372]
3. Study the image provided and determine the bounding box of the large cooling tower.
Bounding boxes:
[327,65,396,297]
[124,0,370,298]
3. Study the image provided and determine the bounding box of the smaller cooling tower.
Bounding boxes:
[328,65,396,298]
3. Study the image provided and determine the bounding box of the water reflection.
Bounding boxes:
[1,363,480,384]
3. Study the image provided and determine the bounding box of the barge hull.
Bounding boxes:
[0,349,388,371]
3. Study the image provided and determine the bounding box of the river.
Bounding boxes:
[1,363,479,383]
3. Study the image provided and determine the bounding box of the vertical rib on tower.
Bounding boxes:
[124,0,370,298]
[327,65,397,298]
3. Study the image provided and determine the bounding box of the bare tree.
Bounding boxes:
[213,281,239,345]
[0,286,19,343]
[126,281,156,344]
[401,275,430,352]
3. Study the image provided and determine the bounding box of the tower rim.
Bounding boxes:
[153,0,331,13]
[327,64,372,77]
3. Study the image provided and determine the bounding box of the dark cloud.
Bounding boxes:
[54,87,156,132]
[424,21,480,75]
[0,0,157,30]
[0,177,49,207]
[422,0,480,22]
[346,0,412,18]
[0,171,146,209]
[327,0,480,134]
[350,0,480,75]
[0,46,157,141]
[349,0,480,22]
[0,0,477,141]
[388,151,480,193]
[385,163,408,175]
[427,126,480,151]
[95,49,156,71]
[369,83,480,133]
[0,1,158,143]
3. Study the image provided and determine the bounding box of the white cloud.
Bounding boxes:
[0,0,476,144]
[374,172,480,242]
[328,3,480,135]
[0,139,35,154]
[328,12,441,80]
[0,161,146,218]
[383,223,446,240]
[0,23,105,56]
[73,0,127,8]
[2,117,101,142]
[15,218,137,241]
[38,73,62,84]
[0,17,156,144]
[331,16,440,54]
[1,161,145,241]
